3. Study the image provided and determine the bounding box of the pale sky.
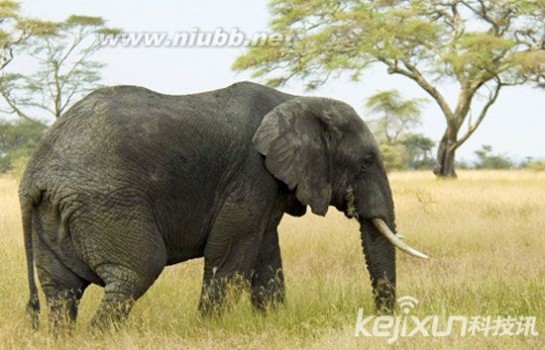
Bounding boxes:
[16,0,545,162]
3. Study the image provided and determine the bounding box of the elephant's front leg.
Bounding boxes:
[199,234,263,316]
[251,227,284,311]
[198,202,266,316]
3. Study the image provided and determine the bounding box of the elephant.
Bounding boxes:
[19,81,427,331]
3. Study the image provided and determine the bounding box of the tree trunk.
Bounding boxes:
[434,126,459,178]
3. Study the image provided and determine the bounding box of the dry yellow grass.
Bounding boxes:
[0,170,543,349]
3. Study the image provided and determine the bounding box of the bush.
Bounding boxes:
[377,134,436,171]
[0,119,47,173]
[522,160,545,172]
[379,143,410,171]
[0,147,34,173]
[7,155,30,179]
[474,145,513,169]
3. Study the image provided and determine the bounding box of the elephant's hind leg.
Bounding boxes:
[89,265,145,330]
[35,244,89,333]
[88,244,167,330]
[33,207,89,333]
[75,201,167,330]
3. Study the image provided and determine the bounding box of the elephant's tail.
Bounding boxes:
[21,195,40,330]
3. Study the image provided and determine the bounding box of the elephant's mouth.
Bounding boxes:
[343,186,358,219]
[370,218,429,259]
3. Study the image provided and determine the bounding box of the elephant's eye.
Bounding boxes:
[360,155,374,172]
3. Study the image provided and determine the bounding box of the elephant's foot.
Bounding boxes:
[198,274,248,317]
[46,290,84,336]
[90,292,134,331]
[250,226,284,313]
[34,243,89,333]
[250,273,285,312]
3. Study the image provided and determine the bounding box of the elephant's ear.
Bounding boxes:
[253,97,335,216]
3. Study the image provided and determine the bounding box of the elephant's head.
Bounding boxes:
[253,97,428,312]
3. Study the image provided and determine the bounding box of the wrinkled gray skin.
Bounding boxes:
[20,81,397,331]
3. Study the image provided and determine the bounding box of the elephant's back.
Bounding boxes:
[23,87,222,190]
[44,82,290,155]
[21,82,292,198]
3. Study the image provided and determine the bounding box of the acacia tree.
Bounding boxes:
[365,89,432,169]
[366,89,426,145]
[233,0,545,177]
[0,0,56,71]
[0,15,119,122]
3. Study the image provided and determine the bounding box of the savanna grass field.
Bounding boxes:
[0,170,543,349]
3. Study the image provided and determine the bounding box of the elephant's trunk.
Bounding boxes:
[359,218,397,313]
[358,217,428,312]
[347,161,428,312]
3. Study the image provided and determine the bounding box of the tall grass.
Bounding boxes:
[0,171,543,349]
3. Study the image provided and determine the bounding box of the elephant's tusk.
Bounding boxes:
[371,218,429,259]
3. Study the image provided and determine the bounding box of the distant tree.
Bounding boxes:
[527,161,545,171]
[402,133,435,169]
[234,0,545,178]
[0,0,56,71]
[0,118,46,172]
[519,156,545,171]
[365,89,427,145]
[474,145,513,169]
[364,89,432,170]
[0,15,120,122]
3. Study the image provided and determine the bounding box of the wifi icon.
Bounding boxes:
[397,296,419,314]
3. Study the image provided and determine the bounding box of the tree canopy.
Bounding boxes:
[0,0,56,71]
[234,0,545,177]
[0,14,120,122]
[0,3,119,173]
